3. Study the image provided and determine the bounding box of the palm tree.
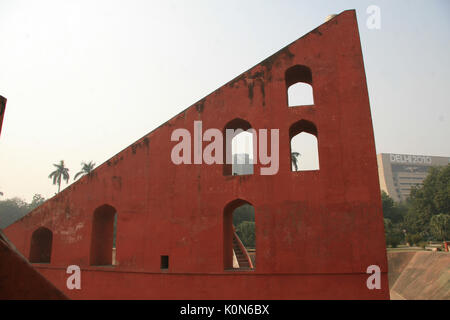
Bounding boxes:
[74,161,96,180]
[48,160,70,193]
[291,152,301,171]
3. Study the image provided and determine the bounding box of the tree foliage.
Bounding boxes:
[381,191,405,223]
[381,165,450,245]
[233,204,255,248]
[429,214,449,241]
[232,204,254,226]
[0,194,46,228]
[48,160,70,193]
[29,194,46,211]
[74,161,96,180]
[0,197,29,215]
[383,218,403,247]
[381,191,407,246]
[236,221,255,248]
[113,213,117,248]
[291,152,300,171]
[404,164,450,239]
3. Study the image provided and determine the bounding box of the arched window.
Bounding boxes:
[223,118,255,176]
[289,120,319,171]
[231,131,254,176]
[285,65,314,107]
[29,227,53,263]
[90,204,117,266]
[223,199,255,270]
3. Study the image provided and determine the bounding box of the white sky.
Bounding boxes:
[0,0,449,201]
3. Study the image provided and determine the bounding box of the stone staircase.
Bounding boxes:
[232,233,252,270]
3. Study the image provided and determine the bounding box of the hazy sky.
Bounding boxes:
[0,0,449,202]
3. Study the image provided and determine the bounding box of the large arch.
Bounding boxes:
[29,227,53,263]
[90,204,117,266]
[289,119,320,171]
[222,118,255,176]
[223,199,255,270]
[285,65,314,106]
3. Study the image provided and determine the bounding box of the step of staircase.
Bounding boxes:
[232,231,253,270]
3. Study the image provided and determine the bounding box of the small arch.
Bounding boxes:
[285,65,314,107]
[90,204,117,266]
[289,120,320,171]
[223,119,255,176]
[29,227,53,263]
[223,199,255,270]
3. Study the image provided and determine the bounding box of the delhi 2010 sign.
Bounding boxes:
[390,154,432,165]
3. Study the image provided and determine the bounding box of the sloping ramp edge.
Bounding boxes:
[0,229,68,299]
[389,251,450,300]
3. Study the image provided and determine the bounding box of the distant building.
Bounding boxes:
[377,153,450,202]
[232,153,253,175]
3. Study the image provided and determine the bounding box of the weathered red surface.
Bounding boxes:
[0,231,67,299]
[4,10,389,299]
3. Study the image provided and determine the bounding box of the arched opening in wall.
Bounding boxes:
[29,227,53,263]
[112,212,117,265]
[231,131,254,176]
[223,118,254,176]
[289,120,319,171]
[285,65,314,107]
[223,199,255,270]
[90,204,117,266]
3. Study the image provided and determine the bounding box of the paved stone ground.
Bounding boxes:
[388,251,449,300]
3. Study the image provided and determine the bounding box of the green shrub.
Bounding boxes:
[406,233,423,246]
[417,241,427,249]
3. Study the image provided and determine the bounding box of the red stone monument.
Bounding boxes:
[3,10,389,299]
